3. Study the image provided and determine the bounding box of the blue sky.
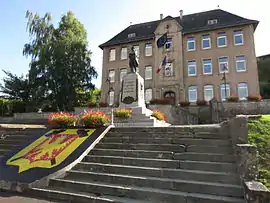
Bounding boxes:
[0,0,269,88]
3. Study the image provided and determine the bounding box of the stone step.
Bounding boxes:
[51,162,244,185]
[106,132,228,139]
[0,148,11,155]
[174,152,236,163]
[48,179,245,203]
[95,143,233,154]
[90,149,236,163]
[101,137,232,146]
[0,139,26,144]
[31,187,155,203]
[179,160,237,173]
[0,129,45,135]
[90,148,174,159]
[65,170,243,197]
[0,143,19,150]
[83,155,180,168]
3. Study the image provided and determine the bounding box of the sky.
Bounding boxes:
[0,0,269,89]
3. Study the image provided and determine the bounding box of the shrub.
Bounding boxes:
[179,101,190,107]
[151,110,166,121]
[88,102,97,108]
[114,108,132,118]
[247,95,262,102]
[99,102,108,107]
[196,100,207,106]
[80,110,110,127]
[48,112,77,128]
[149,99,172,105]
[227,96,239,102]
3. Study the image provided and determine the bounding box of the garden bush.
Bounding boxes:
[151,110,166,121]
[48,112,77,128]
[150,99,172,105]
[114,108,132,118]
[247,95,262,102]
[196,100,207,106]
[80,110,110,127]
[248,115,270,188]
[179,101,190,107]
[227,96,239,102]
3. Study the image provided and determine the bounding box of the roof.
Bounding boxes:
[99,9,259,49]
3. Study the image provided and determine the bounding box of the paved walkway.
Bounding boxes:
[0,191,57,203]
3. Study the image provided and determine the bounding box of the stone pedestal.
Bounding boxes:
[116,72,170,127]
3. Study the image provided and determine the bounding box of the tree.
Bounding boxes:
[23,11,97,111]
[258,58,270,98]
[0,70,31,103]
[76,88,101,107]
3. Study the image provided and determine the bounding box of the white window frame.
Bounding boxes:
[145,88,152,103]
[202,59,212,75]
[188,86,197,102]
[145,66,152,80]
[201,35,211,49]
[120,68,127,82]
[109,49,116,61]
[238,83,248,100]
[145,43,152,56]
[234,30,244,46]
[120,47,127,60]
[204,85,214,102]
[219,57,229,73]
[220,84,230,101]
[108,70,115,83]
[164,62,173,77]
[109,91,114,106]
[236,56,246,72]
[188,60,197,76]
[187,38,196,51]
[217,33,227,47]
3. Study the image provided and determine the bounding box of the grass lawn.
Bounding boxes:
[248,115,270,188]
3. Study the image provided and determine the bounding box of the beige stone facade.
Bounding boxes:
[100,10,259,105]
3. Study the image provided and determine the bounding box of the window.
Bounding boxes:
[188,86,197,102]
[145,66,152,80]
[145,89,152,103]
[121,47,127,60]
[234,30,244,45]
[108,70,115,83]
[109,91,114,106]
[203,59,212,75]
[208,19,218,25]
[134,45,140,58]
[204,85,214,101]
[109,49,116,61]
[219,57,229,73]
[201,35,211,49]
[165,38,173,49]
[145,43,152,56]
[164,62,173,77]
[128,33,136,38]
[236,56,246,72]
[188,60,196,76]
[187,37,195,51]
[238,83,248,100]
[217,32,227,47]
[120,68,127,82]
[220,84,230,101]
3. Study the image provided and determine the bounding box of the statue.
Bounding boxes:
[128,46,138,73]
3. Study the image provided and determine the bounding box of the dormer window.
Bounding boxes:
[207,19,218,25]
[128,33,136,38]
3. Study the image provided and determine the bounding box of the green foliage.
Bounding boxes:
[248,115,270,188]
[76,88,101,107]
[258,58,270,98]
[0,98,26,116]
[21,10,97,111]
[114,108,132,118]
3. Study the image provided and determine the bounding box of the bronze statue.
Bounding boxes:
[129,46,138,73]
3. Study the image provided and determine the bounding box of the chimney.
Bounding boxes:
[179,10,183,20]
[160,13,163,20]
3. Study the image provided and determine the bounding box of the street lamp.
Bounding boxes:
[221,64,228,101]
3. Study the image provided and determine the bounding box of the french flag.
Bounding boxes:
[156,56,167,73]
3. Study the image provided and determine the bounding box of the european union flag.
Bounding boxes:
[156,33,168,48]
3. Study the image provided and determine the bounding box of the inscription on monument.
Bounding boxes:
[121,77,137,104]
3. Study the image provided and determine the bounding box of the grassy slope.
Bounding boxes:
[248,115,270,188]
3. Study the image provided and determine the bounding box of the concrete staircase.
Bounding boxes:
[0,125,47,159]
[31,126,245,203]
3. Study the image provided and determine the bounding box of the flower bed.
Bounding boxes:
[247,95,262,102]
[151,110,166,121]
[150,99,172,105]
[48,112,77,128]
[196,100,207,106]
[227,96,239,102]
[114,108,132,118]
[79,110,110,127]
[179,101,190,107]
